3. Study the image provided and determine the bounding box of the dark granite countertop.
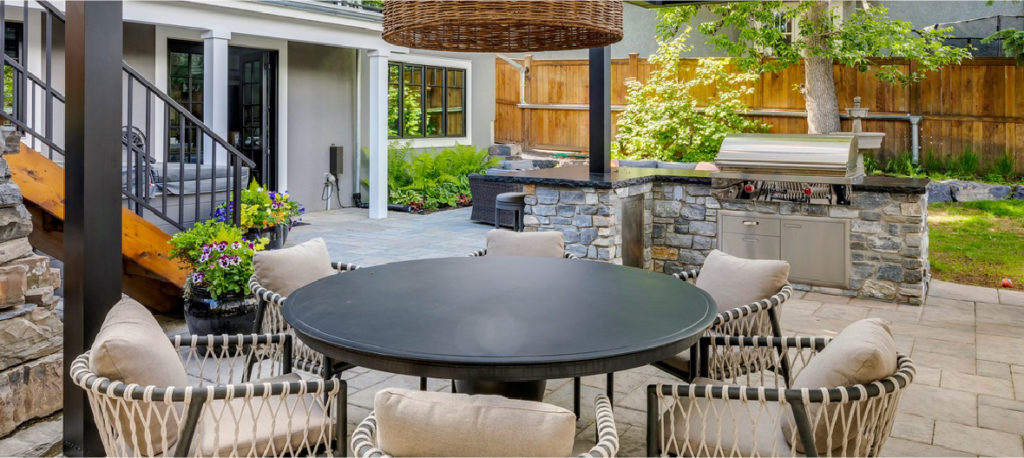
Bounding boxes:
[476,165,929,193]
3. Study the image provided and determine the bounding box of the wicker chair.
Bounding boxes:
[70,333,347,457]
[651,267,794,383]
[646,335,915,457]
[249,261,361,377]
[352,393,619,458]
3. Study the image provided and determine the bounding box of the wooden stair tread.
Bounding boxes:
[8,143,186,312]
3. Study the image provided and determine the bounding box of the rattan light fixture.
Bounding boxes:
[382,0,624,52]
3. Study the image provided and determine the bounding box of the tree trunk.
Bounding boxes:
[802,2,842,134]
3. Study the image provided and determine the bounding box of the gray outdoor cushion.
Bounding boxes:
[152,163,251,195]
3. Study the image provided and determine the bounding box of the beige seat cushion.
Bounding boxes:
[373,388,576,457]
[782,318,899,454]
[661,349,691,374]
[485,229,565,258]
[662,377,791,457]
[196,372,331,457]
[253,237,336,296]
[695,250,790,313]
[90,298,189,456]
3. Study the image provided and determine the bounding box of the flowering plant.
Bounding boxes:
[212,180,305,230]
[168,220,268,300]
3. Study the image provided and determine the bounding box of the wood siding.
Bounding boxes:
[495,56,1024,172]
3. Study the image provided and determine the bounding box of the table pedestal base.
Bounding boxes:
[454,379,546,401]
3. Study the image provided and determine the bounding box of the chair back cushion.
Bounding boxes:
[373,388,576,457]
[253,237,336,296]
[89,298,188,455]
[782,318,899,454]
[695,250,789,313]
[486,229,565,258]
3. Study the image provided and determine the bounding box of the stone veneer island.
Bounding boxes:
[478,165,930,305]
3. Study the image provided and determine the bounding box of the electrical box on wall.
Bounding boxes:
[329,145,344,175]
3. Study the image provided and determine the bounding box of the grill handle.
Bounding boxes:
[742,221,760,226]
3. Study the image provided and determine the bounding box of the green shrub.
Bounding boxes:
[612,26,767,162]
[867,148,1021,184]
[371,143,499,210]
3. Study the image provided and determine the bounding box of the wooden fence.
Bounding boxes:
[495,55,1024,171]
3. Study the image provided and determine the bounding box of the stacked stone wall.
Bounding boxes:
[0,127,64,453]
[522,179,929,305]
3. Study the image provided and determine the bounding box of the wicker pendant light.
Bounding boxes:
[382,0,624,52]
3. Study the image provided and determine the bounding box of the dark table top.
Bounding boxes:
[285,256,717,381]
[476,164,929,193]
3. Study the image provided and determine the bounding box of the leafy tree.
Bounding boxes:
[614,27,766,162]
[660,2,971,134]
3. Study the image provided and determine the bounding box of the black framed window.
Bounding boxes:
[167,40,204,163]
[387,62,465,139]
[3,22,23,116]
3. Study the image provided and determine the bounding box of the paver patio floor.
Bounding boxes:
[169,207,1024,456]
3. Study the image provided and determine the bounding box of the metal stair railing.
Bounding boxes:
[0,0,254,230]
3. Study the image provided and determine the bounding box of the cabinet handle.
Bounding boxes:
[742,221,759,226]
[784,223,802,229]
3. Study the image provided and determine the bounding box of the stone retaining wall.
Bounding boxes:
[523,181,929,305]
[0,127,64,450]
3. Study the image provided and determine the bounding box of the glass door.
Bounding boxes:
[237,50,275,188]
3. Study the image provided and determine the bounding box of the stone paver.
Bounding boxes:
[163,208,1024,456]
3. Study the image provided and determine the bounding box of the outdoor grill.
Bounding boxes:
[711,133,864,205]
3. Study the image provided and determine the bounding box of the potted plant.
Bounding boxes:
[169,220,268,335]
[213,181,305,249]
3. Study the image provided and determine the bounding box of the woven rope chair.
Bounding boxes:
[467,248,579,259]
[652,267,794,383]
[70,333,347,457]
[248,261,360,376]
[351,394,619,458]
[647,336,915,457]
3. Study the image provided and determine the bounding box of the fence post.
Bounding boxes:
[628,52,639,81]
[521,55,532,152]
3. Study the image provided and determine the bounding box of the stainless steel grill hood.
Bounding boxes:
[713,133,864,185]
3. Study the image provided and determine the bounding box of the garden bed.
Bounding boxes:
[928,200,1024,290]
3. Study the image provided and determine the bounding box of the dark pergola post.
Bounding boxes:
[588,46,612,175]
[63,1,123,456]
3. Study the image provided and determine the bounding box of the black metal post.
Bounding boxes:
[588,46,611,175]
[63,1,123,456]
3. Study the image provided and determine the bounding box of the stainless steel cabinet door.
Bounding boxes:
[781,219,848,287]
[721,232,781,260]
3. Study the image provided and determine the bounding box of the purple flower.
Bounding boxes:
[218,257,230,268]
[198,253,209,263]
[191,272,205,284]
[247,241,255,250]
[231,241,242,250]
[202,244,213,255]
[217,241,228,252]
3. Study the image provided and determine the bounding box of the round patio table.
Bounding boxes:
[285,256,716,400]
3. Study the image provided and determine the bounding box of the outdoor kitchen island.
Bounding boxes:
[478,165,930,304]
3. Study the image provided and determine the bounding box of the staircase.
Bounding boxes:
[0,1,256,312]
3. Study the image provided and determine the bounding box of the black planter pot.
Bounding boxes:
[184,285,259,336]
[245,224,289,250]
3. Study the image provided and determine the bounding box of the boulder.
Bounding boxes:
[0,353,63,437]
[926,181,952,203]
[487,143,521,157]
[1013,186,1024,200]
[0,415,62,457]
[0,304,62,371]
[948,180,1012,202]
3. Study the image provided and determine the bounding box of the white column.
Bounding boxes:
[202,29,230,165]
[367,49,389,219]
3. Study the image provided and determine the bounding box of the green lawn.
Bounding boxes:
[928,200,1024,290]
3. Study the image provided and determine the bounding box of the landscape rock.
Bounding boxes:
[1013,186,1024,200]
[487,143,521,157]
[926,181,952,203]
[0,414,62,457]
[0,304,62,370]
[0,353,63,437]
[0,264,27,306]
[0,237,32,265]
[948,180,1012,202]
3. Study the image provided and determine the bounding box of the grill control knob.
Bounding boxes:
[743,184,755,193]
[804,187,813,195]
